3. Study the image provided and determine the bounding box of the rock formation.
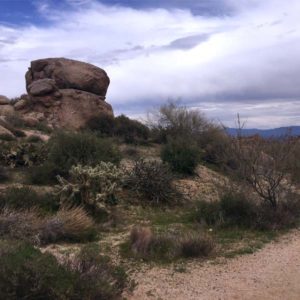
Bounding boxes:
[0,58,114,130]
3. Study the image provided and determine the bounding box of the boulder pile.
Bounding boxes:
[0,58,114,130]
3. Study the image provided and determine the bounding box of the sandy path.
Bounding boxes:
[127,230,300,300]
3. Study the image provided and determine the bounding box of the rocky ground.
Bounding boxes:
[126,229,300,300]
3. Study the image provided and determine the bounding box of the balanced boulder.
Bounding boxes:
[26,58,110,96]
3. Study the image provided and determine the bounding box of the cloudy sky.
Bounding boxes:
[0,0,300,128]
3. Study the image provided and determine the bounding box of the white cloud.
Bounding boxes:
[0,0,300,128]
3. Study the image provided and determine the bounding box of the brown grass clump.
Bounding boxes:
[130,227,153,255]
[127,226,214,262]
[39,206,96,244]
[180,232,215,258]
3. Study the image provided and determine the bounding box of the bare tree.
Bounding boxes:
[228,115,296,209]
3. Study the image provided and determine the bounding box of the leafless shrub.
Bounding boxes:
[226,115,297,209]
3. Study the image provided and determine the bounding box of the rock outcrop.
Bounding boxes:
[0,58,113,130]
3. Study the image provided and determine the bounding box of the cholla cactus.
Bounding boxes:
[56,162,124,212]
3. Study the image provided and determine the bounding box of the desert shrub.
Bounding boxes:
[28,162,61,185]
[35,121,53,133]
[127,227,214,262]
[39,206,96,244]
[71,244,130,299]
[0,209,41,243]
[161,137,200,174]
[220,191,257,227]
[0,142,47,167]
[193,200,222,226]
[0,206,95,245]
[179,232,214,258]
[0,187,59,213]
[5,114,25,128]
[124,159,182,205]
[114,114,150,144]
[87,113,115,136]
[26,135,43,143]
[56,163,123,214]
[0,133,14,141]
[0,166,9,182]
[193,191,256,228]
[48,131,121,174]
[255,195,300,230]
[0,241,76,300]
[194,190,300,230]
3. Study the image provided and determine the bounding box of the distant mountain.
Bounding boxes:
[225,126,300,138]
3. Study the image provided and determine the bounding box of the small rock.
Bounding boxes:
[14,99,27,110]
[28,78,56,96]
[0,124,15,139]
[0,95,10,105]
[23,116,39,127]
[0,104,15,116]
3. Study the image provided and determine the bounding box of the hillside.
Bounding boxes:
[226,126,300,138]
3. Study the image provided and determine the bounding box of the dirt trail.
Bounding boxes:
[127,230,300,300]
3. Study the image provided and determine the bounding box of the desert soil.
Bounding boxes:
[127,229,300,300]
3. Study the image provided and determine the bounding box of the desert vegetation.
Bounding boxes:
[0,102,300,299]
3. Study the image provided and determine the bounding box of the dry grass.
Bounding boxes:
[39,206,96,244]
[126,226,214,262]
[0,206,96,245]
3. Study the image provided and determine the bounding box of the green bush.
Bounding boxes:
[161,138,200,175]
[28,162,62,185]
[220,191,256,227]
[86,113,115,136]
[193,200,222,226]
[0,241,130,300]
[193,192,256,228]
[193,190,300,230]
[0,187,59,213]
[48,131,121,174]
[0,241,75,300]
[125,159,182,205]
[114,114,150,144]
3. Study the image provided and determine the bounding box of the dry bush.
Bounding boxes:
[127,226,214,261]
[0,208,42,243]
[130,227,153,256]
[180,232,215,258]
[0,206,95,245]
[39,206,95,244]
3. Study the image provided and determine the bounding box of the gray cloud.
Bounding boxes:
[0,0,299,128]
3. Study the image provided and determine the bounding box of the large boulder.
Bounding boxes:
[28,89,113,130]
[26,58,110,96]
[0,57,113,131]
